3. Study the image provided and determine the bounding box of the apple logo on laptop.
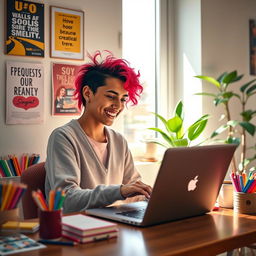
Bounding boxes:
[188,175,199,191]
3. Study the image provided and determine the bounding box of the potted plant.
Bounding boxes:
[195,71,256,208]
[148,100,209,148]
[195,71,256,173]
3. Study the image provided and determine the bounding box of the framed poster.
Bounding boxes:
[6,61,44,124]
[50,6,84,60]
[52,63,81,116]
[5,0,44,57]
[249,19,256,75]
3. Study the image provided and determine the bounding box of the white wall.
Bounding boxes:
[201,0,256,137]
[173,0,256,170]
[0,0,121,161]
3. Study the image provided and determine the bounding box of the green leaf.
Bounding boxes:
[148,128,175,146]
[238,122,256,136]
[176,127,184,139]
[167,116,183,133]
[221,91,236,99]
[194,92,217,97]
[151,112,171,134]
[217,72,228,83]
[175,101,183,119]
[151,112,167,126]
[246,84,256,95]
[187,115,209,141]
[195,75,221,88]
[211,124,229,138]
[240,79,256,92]
[173,139,189,147]
[213,98,228,106]
[240,110,254,122]
[222,71,237,84]
[225,136,241,145]
[232,74,244,82]
[219,91,240,100]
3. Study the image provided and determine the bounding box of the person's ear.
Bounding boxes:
[82,86,92,103]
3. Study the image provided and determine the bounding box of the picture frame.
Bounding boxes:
[50,6,84,60]
[5,0,45,57]
[51,62,81,116]
[249,19,256,75]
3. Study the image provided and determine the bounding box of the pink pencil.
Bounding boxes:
[8,186,23,209]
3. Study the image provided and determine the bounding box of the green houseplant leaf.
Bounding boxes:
[194,75,220,88]
[148,101,209,148]
[238,122,255,136]
[148,127,175,147]
[167,116,183,133]
[187,115,209,141]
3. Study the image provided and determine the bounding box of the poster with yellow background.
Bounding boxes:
[51,7,84,60]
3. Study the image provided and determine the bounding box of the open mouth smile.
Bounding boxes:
[105,110,119,119]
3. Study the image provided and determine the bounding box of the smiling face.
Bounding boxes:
[60,88,66,97]
[83,77,128,126]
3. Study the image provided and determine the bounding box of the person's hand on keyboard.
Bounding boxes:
[120,181,152,199]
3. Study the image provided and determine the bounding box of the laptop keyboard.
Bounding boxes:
[116,208,146,219]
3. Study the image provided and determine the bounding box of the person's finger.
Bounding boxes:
[133,186,151,199]
[134,182,152,196]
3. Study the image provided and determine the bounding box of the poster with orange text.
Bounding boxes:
[6,61,44,124]
[52,63,81,116]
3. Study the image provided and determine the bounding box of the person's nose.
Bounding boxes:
[112,99,123,110]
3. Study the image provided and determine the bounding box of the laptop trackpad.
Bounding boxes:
[115,201,148,219]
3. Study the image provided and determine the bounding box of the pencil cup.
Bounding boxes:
[233,192,256,214]
[39,209,62,240]
[0,208,20,235]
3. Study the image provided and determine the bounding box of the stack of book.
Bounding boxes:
[62,214,118,243]
[1,221,39,234]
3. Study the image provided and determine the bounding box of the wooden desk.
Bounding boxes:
[18,208,256,256]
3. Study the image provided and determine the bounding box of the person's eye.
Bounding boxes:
[121,98,128,102]
[105,95,114,100]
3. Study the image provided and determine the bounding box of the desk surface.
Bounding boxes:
[17,208,256,256]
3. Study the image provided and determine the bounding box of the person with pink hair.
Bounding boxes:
[45,51,152,213]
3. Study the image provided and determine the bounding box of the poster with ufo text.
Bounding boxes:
[5,0,44,57]
[6,61,44,124]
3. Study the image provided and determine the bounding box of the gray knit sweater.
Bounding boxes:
[45,119,140,213]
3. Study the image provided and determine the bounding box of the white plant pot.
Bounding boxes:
[217,183,234,208]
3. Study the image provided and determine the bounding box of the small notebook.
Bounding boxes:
[62,214,118,237]
[1,221,39,234]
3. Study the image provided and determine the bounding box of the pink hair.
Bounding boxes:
[74,51,143,109]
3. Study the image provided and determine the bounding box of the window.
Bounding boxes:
[122,0,157,155]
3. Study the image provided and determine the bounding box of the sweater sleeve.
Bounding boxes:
[122,138,141,184]
[45,129,124,213]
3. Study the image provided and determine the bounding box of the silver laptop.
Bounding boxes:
[86,144,237,227]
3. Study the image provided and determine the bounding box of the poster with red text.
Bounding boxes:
[52,63,81,116]
[6,61,44,124]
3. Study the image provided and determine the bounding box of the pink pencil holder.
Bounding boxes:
[39,209,62,240]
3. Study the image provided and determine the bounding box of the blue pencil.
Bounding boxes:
[54,189,62,210]
[38,240,77,246]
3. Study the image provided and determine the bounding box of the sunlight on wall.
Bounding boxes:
[122,0,156,156]
[183,53,202,131]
